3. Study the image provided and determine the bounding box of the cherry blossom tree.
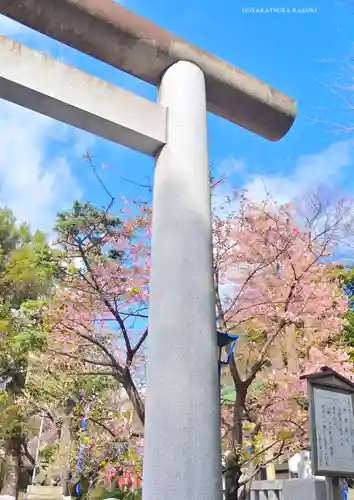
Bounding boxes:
[215,192,353,499]
[47,199,150,426]
[45,157,354,500]
[19,348,142,497]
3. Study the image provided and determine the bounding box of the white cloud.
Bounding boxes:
[217,157,245,177]
[0,100,91,233]
[212,140,354,225]
[244,140,353,204]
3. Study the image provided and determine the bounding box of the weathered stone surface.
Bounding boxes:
[26,485,64,500]
[250,478,327,500]
[282,478,326,500]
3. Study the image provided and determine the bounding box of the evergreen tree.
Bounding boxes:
[0,208,57,498]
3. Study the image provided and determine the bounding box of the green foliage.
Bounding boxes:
[338,266,354,356]
[0,203,141,496]
[39,443,59,465]
[10,326,46,352]
[0,208,58,456]
[0,389,8,406]
[0,400,24,436]
[344,309,354,350]
[0,209,30,274]
[1,226,58,307]
[55,201,122,260]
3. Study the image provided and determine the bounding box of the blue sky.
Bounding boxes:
[0,0,354,232]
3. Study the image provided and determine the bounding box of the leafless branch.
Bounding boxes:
[47,349,113,368]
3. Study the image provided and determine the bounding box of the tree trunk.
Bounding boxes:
[1,436,21,499]
[233,386,246,449]
[59,414,72,496]
[224,459,242,500]
[51,399,76,495]
[1,373,26,499]
[285,324,299,374]
[121,371,145,425]
[239,460,260,500]
[224,385,247,500]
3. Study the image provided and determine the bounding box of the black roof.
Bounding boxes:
[300,365,354,389]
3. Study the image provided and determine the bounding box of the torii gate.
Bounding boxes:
[0,2,297,500]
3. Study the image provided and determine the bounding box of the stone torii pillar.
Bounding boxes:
[0,2,297,500]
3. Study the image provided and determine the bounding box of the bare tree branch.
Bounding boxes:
[47,349,114,368]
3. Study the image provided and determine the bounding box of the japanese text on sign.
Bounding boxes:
[313,388,354,474]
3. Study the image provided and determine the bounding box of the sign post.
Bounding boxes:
[301,367,354,500]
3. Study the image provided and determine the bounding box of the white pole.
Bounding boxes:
[143,61,221,500]
[32,415,44,484]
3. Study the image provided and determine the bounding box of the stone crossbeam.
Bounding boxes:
[0,0,297,141]
[0,35,167,156]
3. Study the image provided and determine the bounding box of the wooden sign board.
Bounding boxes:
[301,367,354,478]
